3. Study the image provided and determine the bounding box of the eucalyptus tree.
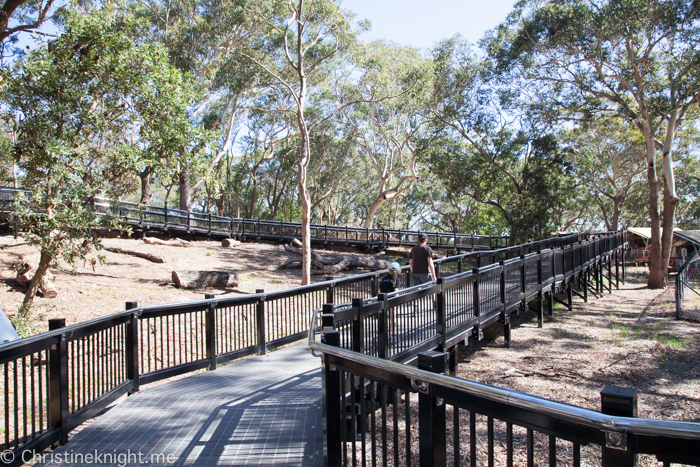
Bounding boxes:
[487,0,700,287]
[563,119,647,231]
[340,40,432,229]
[5,9,196,310]
[429,36,574,244]
[129,0,264,212]
[232,0,359,284]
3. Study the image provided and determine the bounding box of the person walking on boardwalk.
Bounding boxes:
[410,233,436,285]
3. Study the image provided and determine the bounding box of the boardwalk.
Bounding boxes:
[35,344,323,467]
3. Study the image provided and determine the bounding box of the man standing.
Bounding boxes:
[410,233,436,285]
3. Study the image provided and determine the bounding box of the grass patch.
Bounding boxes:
[654,332,692,349]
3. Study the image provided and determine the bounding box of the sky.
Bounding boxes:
[341,0,517,51]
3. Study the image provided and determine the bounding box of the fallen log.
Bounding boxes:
[104,246,166,263]
[281,239,392,274]
[15,262,58,298]
[143,236,192,248]
[172,270,239,289]
[221,238,241,247]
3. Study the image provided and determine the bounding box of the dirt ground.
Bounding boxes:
[0,232,376,335]
[457,267,700,423]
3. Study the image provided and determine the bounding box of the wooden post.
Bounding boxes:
[125,301,139,394]
[256,289,266,355]
[418,351,447,467]
[48,318,69,446]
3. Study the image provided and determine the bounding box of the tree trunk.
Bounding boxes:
[139,168,152,205]
[659,111,680,286]
[172,271,239,289]
[104,246,166,263]
[21,251,52,312]
[645,137,665,289]
[179,169,192,212]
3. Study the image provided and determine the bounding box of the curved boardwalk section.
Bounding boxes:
[37,344,322,467]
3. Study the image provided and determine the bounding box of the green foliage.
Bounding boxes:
[4,8,206,306]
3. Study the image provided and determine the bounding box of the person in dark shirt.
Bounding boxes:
[409,233,436,285]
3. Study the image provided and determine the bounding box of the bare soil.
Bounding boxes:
[458,267,700,423]
[0,233,380,335]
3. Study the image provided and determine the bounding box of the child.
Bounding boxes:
[379,261,401,294]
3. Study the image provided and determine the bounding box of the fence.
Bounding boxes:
[0,229,614,466]
[676,251,700,321]
[309,231,700,466]
[0,187,508,250]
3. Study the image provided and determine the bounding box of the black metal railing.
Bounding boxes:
[309,342,700,466]
[314,232,627,364]
[310,228,700,466]
[676,250,700,321]
[0,187,510,250]
[0,228,625,466]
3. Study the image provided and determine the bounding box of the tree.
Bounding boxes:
[488,0,700,287]
[340,41,432,229]
[563,119,647,231]
[429,36,575,244]
[233,0,358,285]
[0,0,61,51]
[5,9,196,310]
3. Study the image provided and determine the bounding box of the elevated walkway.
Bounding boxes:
[36,344,323,467]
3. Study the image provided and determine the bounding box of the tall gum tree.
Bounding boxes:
[232,0,358,284]
[487,0,700,288]
[563,119,647,231]
[340,41,432,229]
[429,36,575,244]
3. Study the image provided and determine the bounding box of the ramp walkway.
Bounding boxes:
[36,344,323,467]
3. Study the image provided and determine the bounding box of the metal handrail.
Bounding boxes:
[308,337,700,440]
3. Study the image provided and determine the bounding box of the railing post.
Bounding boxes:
[125,301,139,394]
[377,293,389,359]
[436,278,446,351]
[48,318,69,446]
[600,386,637,467]
[351,298,364,354]
[205,294,217,370]
[567,281,573,311]
[473,266,482,339]
[418,351,447,467]
[325,277,334,304]
[457,255,463,274]
[256,289,266,355]
[371,274,378,297]
[499,262,510,348]
[321,328,342,467]
[536,246,544,328]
